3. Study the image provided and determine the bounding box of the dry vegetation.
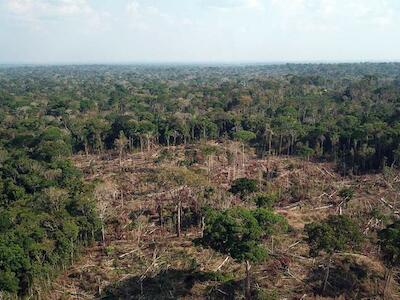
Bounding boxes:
[50,141,400,299]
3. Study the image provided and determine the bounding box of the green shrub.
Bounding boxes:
[253,192,279,208]
[305,215,363,257]
[229,178,258,199]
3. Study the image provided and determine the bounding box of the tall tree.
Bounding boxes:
[305,215,363,294]
[202,207,287,299]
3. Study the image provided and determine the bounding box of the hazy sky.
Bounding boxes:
[1,0,400,63]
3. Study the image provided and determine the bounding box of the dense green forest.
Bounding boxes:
[1,63,400,298]
[1,63,400,173]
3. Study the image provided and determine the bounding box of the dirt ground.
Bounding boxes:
[50,141,400,300]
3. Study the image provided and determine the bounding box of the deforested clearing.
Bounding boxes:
[52,141,399,299]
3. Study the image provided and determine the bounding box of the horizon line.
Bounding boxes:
[1,60,400,67]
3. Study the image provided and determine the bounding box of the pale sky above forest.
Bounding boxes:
[1,0,400,63]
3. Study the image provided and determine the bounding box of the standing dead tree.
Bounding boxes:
[94,181,118,245]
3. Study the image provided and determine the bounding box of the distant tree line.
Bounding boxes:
[2,64,399,174]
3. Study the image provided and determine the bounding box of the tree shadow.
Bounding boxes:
[207,278,244,300]
[101,269,211,300]
[306,259,384,299]
[100,268,248,300]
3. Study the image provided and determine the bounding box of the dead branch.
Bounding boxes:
[214,256,230,272]
[317,192,328,199]
[313,204,334,210]
[379,198,400,216]
[287,240,301,251]
[119,248,140,259]
[329,190,337,198]
[286,267,304,282]
[285,253,312,261]
[216,289,228,296]
[315,166,335,178]
[281,202,302,210]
